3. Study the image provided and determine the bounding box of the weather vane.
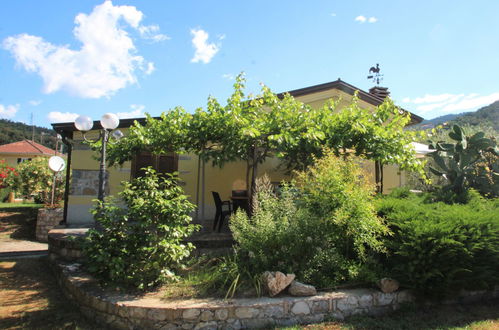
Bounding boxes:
[367,63,383,86]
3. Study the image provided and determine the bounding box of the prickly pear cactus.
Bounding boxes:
[428,125,498,195]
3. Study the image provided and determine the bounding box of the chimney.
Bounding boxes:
[369,86,390,100]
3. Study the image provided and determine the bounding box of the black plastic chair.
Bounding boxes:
[212,191,232,232]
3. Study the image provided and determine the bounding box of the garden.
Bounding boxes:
[55,75,499,326]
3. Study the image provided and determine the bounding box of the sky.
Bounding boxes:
[0,0,498,128]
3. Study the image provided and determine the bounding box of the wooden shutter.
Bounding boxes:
[132,151,178,179]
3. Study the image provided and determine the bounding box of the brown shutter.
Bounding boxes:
[158,153,178,174]
[132,152,154,178]
[132,151,178,179]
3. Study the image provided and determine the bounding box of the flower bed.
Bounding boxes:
[48,229,499,329]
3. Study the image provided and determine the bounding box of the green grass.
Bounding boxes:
[279,300,499,330]
[161,256,258,300]
[0,202,43,210]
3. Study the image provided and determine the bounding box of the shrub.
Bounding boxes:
[230,152,389,288]
[82,168,199,290]
[377,190,499,297]
[0,160,16,202]
[0,160,16,188]
[5,157,64,206]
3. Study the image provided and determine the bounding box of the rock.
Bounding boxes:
[214,309,228,321]
[261,271,295,297]
[288,280,317,296]
[291,301,310,315]
[378,278,400,293]
[182,308,201,320]
[234,307,259,319]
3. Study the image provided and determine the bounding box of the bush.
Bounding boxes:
[82,168,199,290]
[0,160,16,188]
[230,152,389,288]
[377,190,499,297]
[4,157,64,206]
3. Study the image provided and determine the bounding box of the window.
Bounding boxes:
[131,151,178,178]
[17,157,31,164]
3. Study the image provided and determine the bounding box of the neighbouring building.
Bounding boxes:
[0,139,62,167]
[52,79,424,228]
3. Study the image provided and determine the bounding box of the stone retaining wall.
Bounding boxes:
[50,258,419,329]
[48,230,499,329]
[48,228,88,260]
[36,208,63,242]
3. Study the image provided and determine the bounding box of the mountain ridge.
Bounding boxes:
[412,100,499,133]
[0,119,58,150]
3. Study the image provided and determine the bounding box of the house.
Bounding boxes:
[0,139,63,166]
[52,79,424,227]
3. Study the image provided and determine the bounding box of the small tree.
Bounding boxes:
[107,74,425,197]
[82,168,199,289]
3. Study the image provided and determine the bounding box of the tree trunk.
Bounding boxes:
[249,146,258,213]
[245,158,251,194]
[375,160,384,194]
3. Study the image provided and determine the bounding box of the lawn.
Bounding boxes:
[0,202,44,209]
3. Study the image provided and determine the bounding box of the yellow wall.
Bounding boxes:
[0,154,50,167]
[66,88,408,225]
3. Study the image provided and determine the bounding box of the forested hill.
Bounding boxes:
[414,100,499,133]
[452,100,499,132]
[0,119,58,150]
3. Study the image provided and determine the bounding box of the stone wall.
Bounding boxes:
[70,169,109,196]
[49,257,499,330]
[50,258,417,330]
[36,208,63,242]
[48,230,499,330]
[48,228,87,260]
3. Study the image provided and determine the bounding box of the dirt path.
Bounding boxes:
[0,208,47,255]
[0,257,95,329]
[0,207,94,329]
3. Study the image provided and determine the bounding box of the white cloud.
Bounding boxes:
[0,104,19,118]
[222,73,234,80]
[3,1,165,99]
[47,111,79,123]
[138,24,169,42]
[29,100,42,106]
[355,15,367,23]
[440,93,499,113]
[145,62,155,75]
[402,92,499,115]
[330,13,337,17]
[355,15,377,23]
[190,28,220,64]
[116,104,145,119]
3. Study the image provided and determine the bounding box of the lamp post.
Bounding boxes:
[74,113,123,202]
[48,155,66,206]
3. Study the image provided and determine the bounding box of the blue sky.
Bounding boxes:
[1,0,498,128]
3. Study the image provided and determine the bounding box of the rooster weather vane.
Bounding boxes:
[367,63,383,86]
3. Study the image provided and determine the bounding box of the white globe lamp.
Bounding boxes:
[101,113,120,130]
[48,156,66,173]
[112,129,124,140]
[74,115,93,132]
